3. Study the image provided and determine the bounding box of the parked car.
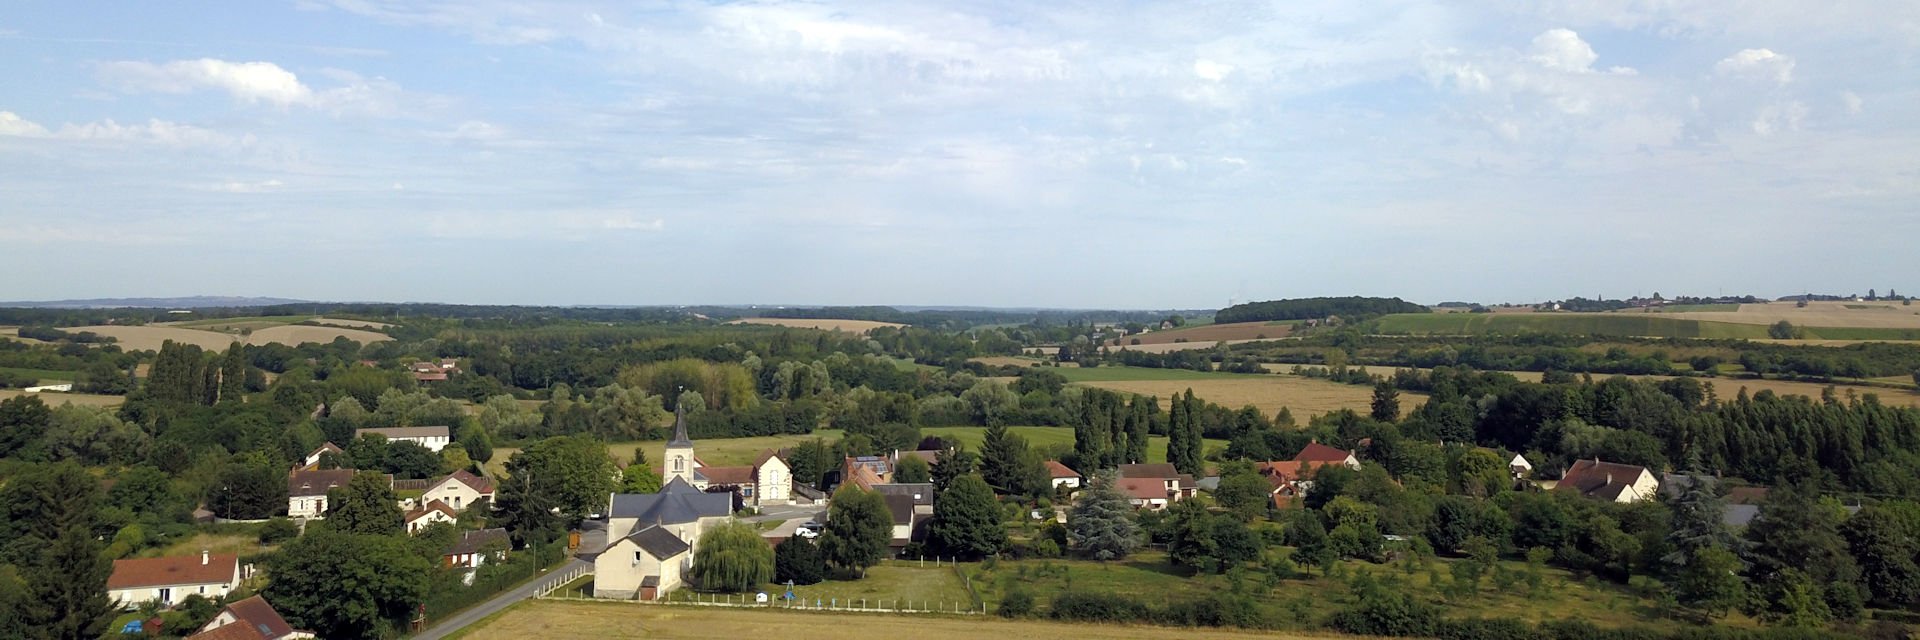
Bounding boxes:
[795,528,819,539]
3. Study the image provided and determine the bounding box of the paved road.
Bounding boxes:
[410,557,592,640]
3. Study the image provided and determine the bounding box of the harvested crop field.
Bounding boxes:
[460,600,1345,640]
[244,325,391,347]
[728,318,905,333]
[311,317,393,328]
[1113,339,1271,353]
[1648,302,1920,329]
[1122,321,1290,346]
[58,324,391,351]
[0,389,125,407]
[1074,375,1422,420]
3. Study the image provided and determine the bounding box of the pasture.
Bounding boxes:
[0,389,125,407]
[0,366,78,383]
[457,600,1343,640]
[918,426,1229,464]
[1076,376,1418,421]
[727,318,905,334]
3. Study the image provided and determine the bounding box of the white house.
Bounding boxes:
[404,500,458,534]
[192,595,314,640]
[1555,459,1660,504]
[443,528,511,570]
[355,426,451,452]
[1045,460,1082,489]
[421,469,495,512]
[692,449,792,509]
[286,469,358,519]
[108,551,241,608]
[23,383,72,393]
[300,443,343,470]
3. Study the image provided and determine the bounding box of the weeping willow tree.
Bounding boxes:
[690,520,774,592]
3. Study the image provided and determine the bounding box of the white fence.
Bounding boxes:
[533,566,589,598]
[538,591,983,615]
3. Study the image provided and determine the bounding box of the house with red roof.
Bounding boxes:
[189,595,313,640]
[1556,459,1659,503]
[1117,477,1173,510]
[404,500,459,534]
[299,443,342,471]
[1292,441,1361,469]
[1045,460,1082,489]
[108,551,242,608]
[422,468,494,512]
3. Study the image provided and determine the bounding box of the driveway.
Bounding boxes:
[409,557,591,640]
[743,505,825,523]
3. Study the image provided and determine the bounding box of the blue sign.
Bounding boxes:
[121,620,143,633]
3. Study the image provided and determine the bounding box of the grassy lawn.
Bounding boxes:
[0,366,79,382]
[461,599,1348,639]
[0,389,125,407]
[921,426,1228,465]
[136,532,273,559]
[685,561,973,608]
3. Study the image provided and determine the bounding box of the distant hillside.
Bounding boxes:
[1214,296,1427,324]
[0,296,310,309]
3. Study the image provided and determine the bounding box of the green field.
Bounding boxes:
[1800,327,1920,340]
[0,366,79,383]
[710,561,972,607]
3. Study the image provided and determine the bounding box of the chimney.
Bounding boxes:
[201,549,210,565]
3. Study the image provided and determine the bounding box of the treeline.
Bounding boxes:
[1238,332,1920,380]
[1215,296,1428,324]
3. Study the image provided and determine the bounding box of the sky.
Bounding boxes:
[1,1,1917,309]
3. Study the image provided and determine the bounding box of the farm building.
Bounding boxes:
[355,426,451,452]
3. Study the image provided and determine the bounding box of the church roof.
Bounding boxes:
[609,477,731,525]
[666,403,693,449]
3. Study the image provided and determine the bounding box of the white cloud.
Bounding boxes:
[1715,49,1794,85]
[1842,91,1863,115]
[99,58,314,106]
[0,110,245,147]
[197,179,284,193]
[1193,59,1234,81]
[1528,28,1598,72]
[0,111,50,137]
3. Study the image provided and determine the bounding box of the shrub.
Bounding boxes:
[998,589,1035,618]
[1049,591,1148,623]
[258,518,299,544]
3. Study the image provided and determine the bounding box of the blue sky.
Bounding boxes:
[2,1,1916,308]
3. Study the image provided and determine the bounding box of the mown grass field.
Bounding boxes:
[919,426,1229,465]
[1122,321,1290,346]
[1048,366,1419,421]
[1053,366,1272,383]
[0,366,78,382]
[0,389,125,407]
[457,600,1350,640]
[706,561,973,607]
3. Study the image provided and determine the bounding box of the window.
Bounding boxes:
[159,588,171,603]
[454,496,462,508]
[673,457,683,472]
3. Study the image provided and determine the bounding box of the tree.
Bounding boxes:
[1664,478,1738,569]
[207,454,288,520]
[1672,545,1745,618]
[1842,506,1920,606]
[1165,500,1218,574]
[1066,471,1141,561]
[980,424,1026,494]
[1767,320,1801,340]
[786,438,834,489]
[1370,382,1400,422]
[511,435,618,517]
[0,395,50,460]
[219,343,247,402]
[691,520,774,592]
[1212,463,1273,522]
[31,525,114,640]
[773,535,826,585]
[268,528,431,639]
[326,471,404,537]
[930,474,1006,558]
[894,455,931,484]
[1745,479,1854,586]
[383,441,444,479]
[930,448,978,493]
[1428,496,1474,555]
[819,485,891,577]
[621,465,662,494]
[1286,512,1333,574]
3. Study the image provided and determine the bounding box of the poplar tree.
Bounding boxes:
[219,343,247,402]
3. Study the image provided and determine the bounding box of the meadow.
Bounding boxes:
[0,389,125,408]
[1121,321,1291,346]
[0,366,78,383]
[457,600,1349,640]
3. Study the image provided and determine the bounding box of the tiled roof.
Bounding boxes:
[699,465,755,485]
[1044,460,1080,479]
[1293,442,1355,464]
[845,465,885,491]
[439,468,494,494]
[188,622,266,640]
[1118,463,1178,480]
[197,595,297,640]
[627,525,691,560]
[288,469,357,497]
[357,426,449,440]
[406,500,457,524]
[108,554,238,589]
[883,494,917,525]
[447,528,511,556]
[753,449,783,469]
[1558,459,1652,498]
[1117,478,1168,501]
[872,483,934,506]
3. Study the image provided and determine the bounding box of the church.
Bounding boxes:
[659,404,795,510]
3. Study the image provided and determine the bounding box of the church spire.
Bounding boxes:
[666,393,693,449]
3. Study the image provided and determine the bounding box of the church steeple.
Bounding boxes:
[666,400,693,449]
